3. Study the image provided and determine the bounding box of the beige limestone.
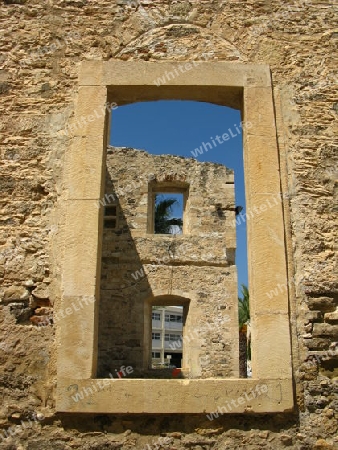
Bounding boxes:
[98,148,239,380]
[57,378,293,414]
[1,0,337,447]
[56,61,293,414]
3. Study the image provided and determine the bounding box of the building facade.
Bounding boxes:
[151,306,183,367]
[98,147,238,379]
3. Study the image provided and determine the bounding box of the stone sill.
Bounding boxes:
[57,378,293,414]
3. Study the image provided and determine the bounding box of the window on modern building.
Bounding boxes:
[164,333,182,342]
[151,305,185,371]
[152,352,161,358]
[152,312,161,321]
[152,332,161,340]
[165,314,183,323]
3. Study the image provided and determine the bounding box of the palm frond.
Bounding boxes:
[154,196,183,234]
[238,284,250,328]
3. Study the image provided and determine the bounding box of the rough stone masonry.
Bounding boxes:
[0,0,337,449]
[98,147,238,379]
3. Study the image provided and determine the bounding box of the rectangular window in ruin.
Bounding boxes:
[150,305,185,371]
[154,193,183,234]
[104,204,118,229]
[57,61,293,414]
[148,185,188,234]
[108,101,244,380]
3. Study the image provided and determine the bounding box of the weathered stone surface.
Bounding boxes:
[1,285,29,303]
[313,323,338,338]
[0,0,337,448]
[308,296,337,312]
[32,283,49,300]
[57,378,293,414]
[324,310,338,322]
[98,148,238,380]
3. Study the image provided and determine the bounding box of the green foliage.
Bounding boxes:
[154,195,183,234]
[238,284,251,360]
[238,284,250,328]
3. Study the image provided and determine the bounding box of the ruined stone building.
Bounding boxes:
[98,147,238,380]
[0,1,337,449]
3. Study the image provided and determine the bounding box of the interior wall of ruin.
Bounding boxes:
[98,147,238,379]
[0,1,337,448]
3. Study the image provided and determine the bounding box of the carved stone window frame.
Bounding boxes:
[56,61,294,414]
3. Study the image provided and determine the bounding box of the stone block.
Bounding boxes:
[308,297,337,312]
[244,87,276,138]
[246,193,288,315]
[324,310,338,322]
[312,323,338,338]
[64,135,106,200]
[102,61,271,89]
[72,86,107,137]
[62,200,102,297]
[1,285,29,303]
[57,296,98,379]
[57,378,293,414]
[251,314,292,378]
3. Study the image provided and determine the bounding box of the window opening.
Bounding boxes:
[104,205,118,229]
[151,306,183,371]
[57,61,293,413]
[109,100,249,378]
[154,193,183,234]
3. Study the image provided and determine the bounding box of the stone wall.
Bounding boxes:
[98,147,238,379]
[0,0,337,449]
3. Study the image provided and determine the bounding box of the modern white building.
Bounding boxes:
[151,306,183,368]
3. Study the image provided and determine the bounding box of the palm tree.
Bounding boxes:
[238,284,251,372]
[154,195,183,234]
[238,284,250,328]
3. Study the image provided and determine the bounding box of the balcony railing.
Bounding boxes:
[152,320,162,329]
[164,322,183,330]
[164,340,182,351]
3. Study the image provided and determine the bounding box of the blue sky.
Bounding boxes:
[110,100,248,296]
